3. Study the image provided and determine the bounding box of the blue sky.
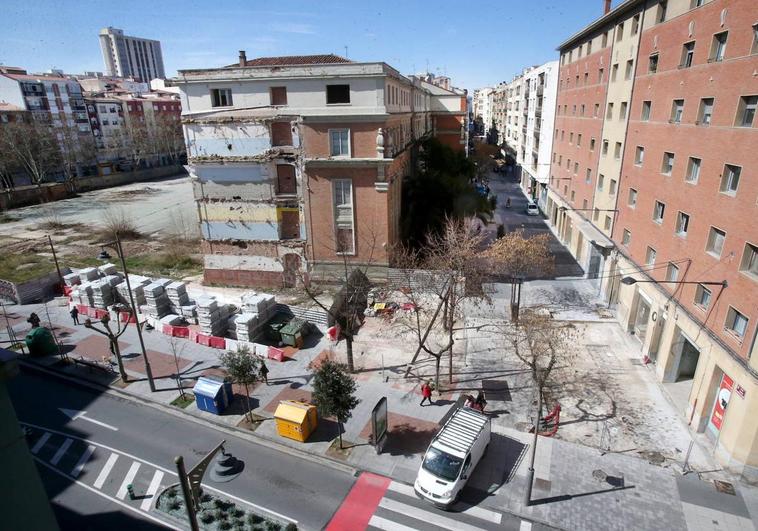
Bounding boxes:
[2,0,618,91]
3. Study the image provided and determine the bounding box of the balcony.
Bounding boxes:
[536,85,544,96]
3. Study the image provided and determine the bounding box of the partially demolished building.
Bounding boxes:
[177,53,466,288]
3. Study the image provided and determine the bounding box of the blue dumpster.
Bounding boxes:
[193,376,233,415]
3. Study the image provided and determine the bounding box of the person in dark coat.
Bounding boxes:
[260,360,269,385]
[28,312,41,328]
[70,306,80,325]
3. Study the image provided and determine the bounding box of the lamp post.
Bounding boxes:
[99,235,156,392]
[620,277,727,288]
[47,235,64,291]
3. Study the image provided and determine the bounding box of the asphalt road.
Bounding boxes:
[9,368,355,531]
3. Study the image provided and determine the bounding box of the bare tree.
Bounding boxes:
[58,121,96,192]
[0,119,61,188]
[167,336,187,398]
[152,114,185,164]
[84,312,132,382]
[499,309,579,505]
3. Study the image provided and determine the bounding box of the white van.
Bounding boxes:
[414,407,491,508]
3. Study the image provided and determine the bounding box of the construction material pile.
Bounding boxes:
[63,272,81,287]
[196,296,228,336]
[166,281,191,312]
[234,292,276,342]
[115,274,151,307]
[143,280,172,318]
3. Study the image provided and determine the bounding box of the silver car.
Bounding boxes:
[526,201,539,216]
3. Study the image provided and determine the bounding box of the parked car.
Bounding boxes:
[526,201,539,216]
[414,407,491,508]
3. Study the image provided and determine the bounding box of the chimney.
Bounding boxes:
[239,50,247,67]
[604,0,611,14]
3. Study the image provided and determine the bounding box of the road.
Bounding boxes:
[9,369,354,530]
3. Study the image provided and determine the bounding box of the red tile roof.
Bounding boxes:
[233,54,352,67]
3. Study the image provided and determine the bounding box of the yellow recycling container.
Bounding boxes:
[273,400,318,442]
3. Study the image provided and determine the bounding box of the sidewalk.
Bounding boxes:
[4,298,757,530]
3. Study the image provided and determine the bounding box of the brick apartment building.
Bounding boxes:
[543,0,758,481]
[176,53,467,288]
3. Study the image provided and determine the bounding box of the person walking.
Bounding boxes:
[260,360,269,385]
[70,306,80,325]
[28,312,41,328]
[420,380,434,406]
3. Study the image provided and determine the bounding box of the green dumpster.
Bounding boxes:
[279,318,309,348]
[25,327,58,357]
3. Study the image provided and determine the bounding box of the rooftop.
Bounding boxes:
[233,54,352,68]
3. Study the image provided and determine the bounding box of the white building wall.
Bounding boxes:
[0,76,24,108]
[522,61,558,185]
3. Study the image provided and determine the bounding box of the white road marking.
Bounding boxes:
[520,521,532,531]
[59,408,118,431]
[116,462,141,500]
[19,421,298,525]
[50,438,73,465]
[369,514,418,531]
[141,470,164,511]
[31,432,51,454]
[33,458,175,529]
[94,452,119,489]
[379,498,487,531]
[71,445,96,478]
[387,481,502,524]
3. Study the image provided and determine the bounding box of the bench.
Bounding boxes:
[72,356,115,375]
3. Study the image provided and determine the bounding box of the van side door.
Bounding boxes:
[460,454,472,479]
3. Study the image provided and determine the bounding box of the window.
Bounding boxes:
[641,100,651,121]
[681,42,695,68]
[574,162,579,174]
[590,137,596,151]
[620,102,628,120]
[602,139,609,155]
[614,142,622,159]
[649,54,659,74]
[719,164,741,195]
[594,103,600,117]
[617,23,624,42]
[706,226,726,256]
[602,31,609,48]
[622,229,631,245]
[736,95,757,127]
[740,242,758,278]
[610,179,617,195]
[583,199,588,209]
[697,98,714,125]
[566,158,571,169]
[725,307,749,339]
[586,168,592,183]
[571,190,576,201]
[606,102,614,120]
[645,246,657,265]
[710,31,728,62]
[675,211,690,236]
[326,84,351,104]
[598,68,605,84]
[653,201,666,223]
[211,88,233,107]
[333,179,355,254]
[577,134,582,146]
[587,40,592,55]
[671,99,684,123]
[628,188,638,207]
[666,262,679,282]
[694,284,712,309]
[570,132,574,143]
[661,152,674,175]
[581,104,585,116]
[604,215,612,230]
[270,86,287,106]
[593,208,600,221]
[276,164,297,194]
[611,63,619,82]
[625,60,634,80]
[584,72,589,86]
[691,0,705,7]
[657,1,668,24]
[685,157,701,183]
[635,146,645,165]
[753,24,758,54]
[598,174,605,191]
[561,130,565,141]
[329,129,350,157]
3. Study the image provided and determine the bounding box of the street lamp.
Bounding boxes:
[99,234,156,392]
[621,276,727,288]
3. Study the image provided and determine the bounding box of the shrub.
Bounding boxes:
[219,520,232,530]
[266,522,282,531]
[165,488,178,499]
[199,511,216,524]
[200,493,213,503]
[284,524,298,531]
[102,207,142,240]
[248,513,264,525]
[232,508,245,519]
[167,499,181,511]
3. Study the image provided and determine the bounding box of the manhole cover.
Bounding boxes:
[714,480,736,495]
[592,469,608,482]
[638,450,666,465]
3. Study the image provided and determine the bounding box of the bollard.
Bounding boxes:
[127,484,135,500]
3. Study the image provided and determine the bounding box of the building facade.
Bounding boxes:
[544,0,758,481]
[176,54,450,288]
[99,27,166,82]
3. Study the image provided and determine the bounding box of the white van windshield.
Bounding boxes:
[422,447,463,481]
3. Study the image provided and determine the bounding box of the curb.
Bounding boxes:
[19,358,561,531]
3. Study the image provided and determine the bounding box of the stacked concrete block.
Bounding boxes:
[159,314,184,326]
[196,296,227,336]
[63,272,81,287]
[98,263,118,276]
[72,283,94,306]
[234,313,260,343]
[78,267,99,283]
[90,279,115,308]
[240,292,276,322]
[116,274,151,307]
[144,281,171,318]
[166,282,190,312]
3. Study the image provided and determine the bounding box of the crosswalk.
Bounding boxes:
[22,424,174,528]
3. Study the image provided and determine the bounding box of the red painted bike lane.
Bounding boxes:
[326,472,391,531]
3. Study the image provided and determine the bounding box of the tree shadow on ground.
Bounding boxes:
[307,418,342,443]
[458,432,528,506]
[530,483,635,506]
[223,394,260,417]
[385,423,438,456]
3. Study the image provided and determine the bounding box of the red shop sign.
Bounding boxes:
[710,374,734,431]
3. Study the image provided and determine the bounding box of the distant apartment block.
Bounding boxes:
[176,53,466,288]
[99,27,166,82]
[545,0,758,482]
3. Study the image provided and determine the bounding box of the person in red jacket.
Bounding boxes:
[420,380,434,406]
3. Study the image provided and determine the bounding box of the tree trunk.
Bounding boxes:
[345,335,355,373]
[338,421,344,449]
[434,355,441,392]
[524,386,543,506]
[111,339,128,383]
[244,383,252,422]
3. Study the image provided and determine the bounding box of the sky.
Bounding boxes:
[1,0,619,92]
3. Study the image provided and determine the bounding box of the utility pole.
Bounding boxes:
[47,235,63,290]
[524,387,542,506]
[115,235,155,391]
[175,456,199,531]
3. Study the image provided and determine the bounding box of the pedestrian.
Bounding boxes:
[260,360,269,385]
[28,312,40,328]
[70,306,80,325]
[420,380,434,406]
[474,391,487,412]
[505,197,511,208]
